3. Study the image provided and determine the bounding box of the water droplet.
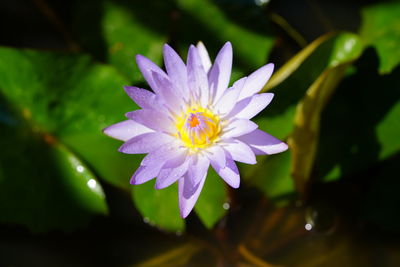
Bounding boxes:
[305,205,337,233]
[87,179,97,189]
[143,217,150,224]
[223,202,230,210]
[77,165,84,173]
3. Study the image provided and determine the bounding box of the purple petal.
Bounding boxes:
[163,44,189,100]
[222,118,258,138]
[229,93,274,119]
[206,145,226,169]
[126,109,174,133]
[208,42,233,103]
[130,160,164,185]
[156,157,190,189]
[237,63,274,101]
[103,120,153,141]
[136,54,168,94]
[196,42,212,73]
[222,140,256,164]
[238,129,288,155]
[210,154,240,188]
[124,86,159,109]
[141,142,183,166]
[178,174,206,218]
[151,71,183,111]
[187,155,210,187]
[119,132,174,154]
[187,45,209,106]
[214,77,246,115]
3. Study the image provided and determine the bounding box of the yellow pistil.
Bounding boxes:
[175,107,220,150]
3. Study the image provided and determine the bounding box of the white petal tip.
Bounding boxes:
[180,210,190,219]
[230,183,240,189]
[196,41,205,47]
[248,159,257,165]
[102,124,126,141]
[179,203,193,218]
[102,126,111,136]
[163,44,174,54]
[267,142,289,154]
[223,41,232,49]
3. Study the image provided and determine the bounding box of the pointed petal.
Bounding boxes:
[178,174,207,218]
[238,129,288,155]
[223,140,256,164]
[156,157,190,189]
[196,41,212,73]
[206,145,226,169]
[163,44,189,100]
[214,77,246,115]
[187,154,210,187]
[119,132,174,154]
[103,120,153,141]
[210,154,240,188]
[141,141,183,166]
[136,54,168,94]
[126,109,174,133]
[130,160,164,185]
[222,118,258,138]
[187,45,209,106]
[237,63,274,101]
[151,71,183,111]
[229,93,274,119]
[124,86,159,109]
[208,42,233,103]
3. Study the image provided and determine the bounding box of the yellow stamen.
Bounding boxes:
[175,107,220,150]
[188,114,200,127]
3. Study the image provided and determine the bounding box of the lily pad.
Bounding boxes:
[360,1,400,74]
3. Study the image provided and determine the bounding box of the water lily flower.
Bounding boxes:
[103,42,288,218]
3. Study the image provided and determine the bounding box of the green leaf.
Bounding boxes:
[195,169,227,229]
[101,0,167,81]
[0,46,151,230]
[256,32,361,141]
[328,32,363,67]
[0,119,107,232]
[288,32,362,193]
[245,151,294,203]
[132,181,184,232]
[73,0,169,82]
[376,100,400,159]
[176,0,274,70]
[245,32,362,199]
[289,64,349,194]
[315,49,400,182]
[263,33,335,91]
[360,1,400,74]
[0,47,140,189]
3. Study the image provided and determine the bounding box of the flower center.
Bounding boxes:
[175,107,220,149]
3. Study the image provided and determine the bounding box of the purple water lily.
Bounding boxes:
[103,42,288,218]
